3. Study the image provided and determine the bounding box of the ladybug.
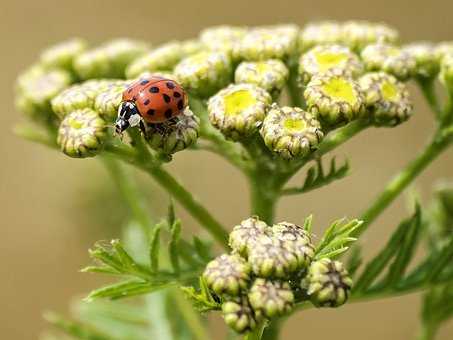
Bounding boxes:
[115,76,188,135]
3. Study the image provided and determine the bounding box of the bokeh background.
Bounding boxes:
[1,0,453,338]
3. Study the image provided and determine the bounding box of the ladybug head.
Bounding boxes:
[115,101,141,134]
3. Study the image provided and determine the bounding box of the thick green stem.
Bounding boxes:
[417,323,437,340]
[357,134,450,237]
[260,320,282,340]
[250,178,277,224]
[418,78,441,116]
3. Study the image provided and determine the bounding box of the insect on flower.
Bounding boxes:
[115,76,188,135]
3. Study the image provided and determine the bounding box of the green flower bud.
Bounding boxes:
[304,73,365,125]
[234,59,289,98]
[199,25,247,56]
[57,108,107,158]
[74,39,149,79]
[94,81,131,119]
[341,21,399,52]
[248,278,294,318]
[299,21,343,52]
[208,83,272,140]
[180,39,204,56]
[260,105,323,159]
[359,72,412,126]
[361,43,416,80]
[125,41,183,79]
[248,236,299,279]
[440,54,453,90]
[272,222,315,269]
[229,216,271,257]
[222,296,259,333]
[403,43,440,78]
[40,38,87,72]
[434,41,453,62]
[16,65,72,121]
[302,258,352,308]
[144,108,200,155]
[298,44,363,84]
[52,79,122,118]
[174,51,232,98]
[234,24,299,61]
[203,254,251,297]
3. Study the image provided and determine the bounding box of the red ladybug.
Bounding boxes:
[115,76,188,134]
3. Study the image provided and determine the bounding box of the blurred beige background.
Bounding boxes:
[1,0,453,339]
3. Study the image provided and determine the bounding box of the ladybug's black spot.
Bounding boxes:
[163,94,171,103]
[132,96,137,101]
[149,86,159,93]
[140,79,149,85]
[166,81,175,89]
[143,99,150,105]
[127,88,133,93]
[173,91,181,98]
[147,109,155,116]
[177,99,184,111]
[165,109,173,119]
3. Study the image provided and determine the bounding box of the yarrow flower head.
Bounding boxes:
[403,42,440,78]
[39,38,87,72]
[93,80,131,119]
[222,296,259,333]
[361,43,416,80]
[234,59,289,98]
[57,108,107,158]
[440,54,453,91]
[299,21,343,52]
[434,41,453,63]
[248,278,294,318]
[143,108,199,155]
[260,105,324,159]
[234,24,299,61]
[125,41,184,79]
[341,21,399,52]
[199,25,247,56]
[302,258,352,308]
[304,73,365,125]
[208,83,272,140]
[298,44,363,84]
[359,72,412,126]
[229,216,270,257]
[74,39,149,79]
[203,254,251,297]
[174,51,232,98]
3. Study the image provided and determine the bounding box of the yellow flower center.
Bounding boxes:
[224,90,257,115]
[381,81,399,101]
[283,118,307,132]
[322,77,357,105]
[314,52,348,72]
[68,117,83,129]
[256,62,272,74]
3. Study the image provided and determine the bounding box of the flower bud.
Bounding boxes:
[74,39,149,79]
[174,51,232,98]
[180,39,204,56]
[403,43,440,78]
[260,105,323,159]
[298,44,363,84]
[52,79,121,118]
[144,108,199,155]
[39,38,87,72]
[359,72,412,126]
[199,25,247,56]
[302,258,352,308]
[229,216,271,257]
[234,59,289,98]
[361,43,416,80]
[203,254,251,297]
[272,222,315,269]
[248,236,299,279]
[57,108,107,158]
[234,24,299,61]
[434,42,453,63]
[440,54,453,91]
[304,73,365,125]
[94,81,131,119]
[222,296,259,333]
[125,41,183,79]
[16,65,72,121]
[248,278,294,318]
[208,83,272,140]
[341,21,399,52]
[299,21,343,52]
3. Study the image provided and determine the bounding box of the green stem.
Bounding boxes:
[417,323,437,340]
[287,64,304,108]
[173,289,210,340]
[260,320,282,340]
[243,323,266,340]
[250,178,277,224]
[418,78,441,116]
[357,134,450,237]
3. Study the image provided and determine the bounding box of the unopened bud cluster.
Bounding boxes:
[202,216,352,334]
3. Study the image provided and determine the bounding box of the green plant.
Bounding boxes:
[15,21,453,340]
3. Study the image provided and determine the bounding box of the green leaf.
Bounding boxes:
[149,223,163,273]
[169,220,182,274]
[346,245,363,278]
[181,278,221,313]
[167,199,176,227]
[192,236,213,262]
[303,214,313,234]
[44,312,110,340]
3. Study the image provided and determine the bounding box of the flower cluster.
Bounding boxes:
[202,216,352,333]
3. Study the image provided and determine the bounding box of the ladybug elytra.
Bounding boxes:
[115,76,188,134]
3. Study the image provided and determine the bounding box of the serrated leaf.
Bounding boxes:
[80,266,121,275]
[303,215,313,234]
[193,236,213,262]
[169,220,182,274]
[44,312,110,340]
[149,223,163,273]
[167,200,176,227]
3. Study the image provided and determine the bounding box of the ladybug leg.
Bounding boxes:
[139,119,148,137]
